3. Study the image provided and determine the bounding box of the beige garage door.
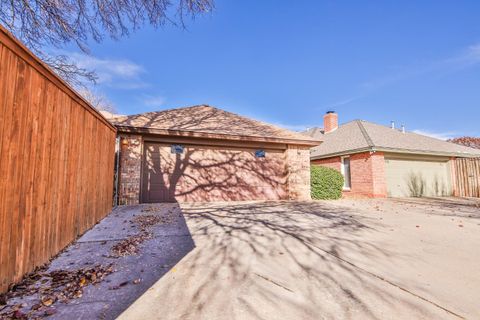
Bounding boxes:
[385,156,452,197]
[141,143,288,202]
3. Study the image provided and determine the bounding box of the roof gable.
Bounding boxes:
[111,105,320,145]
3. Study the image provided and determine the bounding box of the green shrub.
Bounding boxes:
[311,165,344,200]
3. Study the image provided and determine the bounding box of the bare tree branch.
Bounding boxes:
[0,0,214,86]
[78,87,117,113]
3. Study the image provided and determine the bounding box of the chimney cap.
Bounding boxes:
[326,110,336,114]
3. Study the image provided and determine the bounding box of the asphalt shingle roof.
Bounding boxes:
[304,120,480,158]
[111,105,321,145]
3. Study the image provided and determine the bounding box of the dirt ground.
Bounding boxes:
[118,197,480,320]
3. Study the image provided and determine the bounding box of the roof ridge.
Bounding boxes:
[356,120,375,148]
[121,104,211,118]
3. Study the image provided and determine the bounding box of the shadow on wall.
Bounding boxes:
[407,172,426,197]
[118,201,443,319]
[406,172,449,197]
[142,144,288,202]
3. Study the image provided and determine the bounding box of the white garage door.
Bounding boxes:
[385,156,452,197]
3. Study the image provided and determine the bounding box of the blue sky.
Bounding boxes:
[73,1,480,139]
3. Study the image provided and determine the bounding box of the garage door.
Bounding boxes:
[141,143,288,202]
[385,156,452,197]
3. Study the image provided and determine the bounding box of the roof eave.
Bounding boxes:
[376,147,480,158]
[116,125,323,147]
[310,147,373,160]
[310,146,480,160]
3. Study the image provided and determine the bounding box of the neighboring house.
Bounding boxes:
[303,112,480,198]
[110,105,320,204]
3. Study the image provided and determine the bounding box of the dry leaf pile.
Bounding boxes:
[0,264,113,319]
[110,206,179,258]
[110,232,153,257]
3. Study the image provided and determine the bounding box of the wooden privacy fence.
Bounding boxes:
[452,158,480,198]
[0,26,116,292]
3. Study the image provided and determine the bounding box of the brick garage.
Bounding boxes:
[112,105,320,204]
[304,111,480,198]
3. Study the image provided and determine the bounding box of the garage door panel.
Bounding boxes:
[142,143,287,202]
[385,157,452,198]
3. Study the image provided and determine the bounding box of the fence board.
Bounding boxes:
[0,27,116,292]
[453,158,480,198]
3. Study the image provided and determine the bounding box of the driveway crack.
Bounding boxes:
[305,240,465,319]
[254,273,294,293]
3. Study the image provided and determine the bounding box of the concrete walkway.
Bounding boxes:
[117,198,480,320]
[0,204,195,319]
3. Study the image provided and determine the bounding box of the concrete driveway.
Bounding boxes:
[118,198,480,320]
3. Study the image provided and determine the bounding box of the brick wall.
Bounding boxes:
[285,145,311,200]
[312,152,387,198]
[117,136,312,203]
[311,157,341,171]
[118,134,142,205]
[370,152,387,197]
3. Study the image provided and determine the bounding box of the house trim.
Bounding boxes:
[311,147,480,160]
[116,125,321,147]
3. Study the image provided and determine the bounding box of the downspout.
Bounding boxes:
[113,136,121,207]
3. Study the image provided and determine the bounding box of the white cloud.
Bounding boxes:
[70,53,146,87]
[326,43,480,111]
[320,95,364,111]
[412,129,457,141]
[142,95,166,108]
[464,44,480,61]
[271,122,314,132]
[360,43,480,94]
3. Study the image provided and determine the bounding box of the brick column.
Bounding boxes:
[370,152,387,197]
[285,145,311,200]
[118,134,142,205]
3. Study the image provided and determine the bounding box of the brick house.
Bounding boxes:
[110,105,321,204]
[304,112,480,198]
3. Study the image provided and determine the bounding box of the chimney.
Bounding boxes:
[401,124,405,133]
[391,121,395,129]
[323,111,338,133]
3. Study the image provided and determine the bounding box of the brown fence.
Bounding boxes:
[0,26,116,292]
[452,158,480,198]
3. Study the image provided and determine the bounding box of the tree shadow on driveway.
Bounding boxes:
[118,201,457,320]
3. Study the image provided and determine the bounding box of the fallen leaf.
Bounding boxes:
[41,297,54,307]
